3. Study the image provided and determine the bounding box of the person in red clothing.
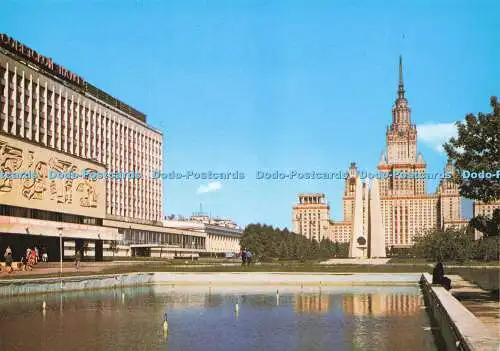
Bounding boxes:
[28,248,36,270]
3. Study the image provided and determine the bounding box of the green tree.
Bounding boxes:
[470,210,500,237]
[279,241,289,259]
[473,236,500,261]
[411,226,498,262]
[444,96,500,236]
[240,223,348,261]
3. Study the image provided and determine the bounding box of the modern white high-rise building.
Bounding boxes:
[0,33,209,261]
[0,33,163,222]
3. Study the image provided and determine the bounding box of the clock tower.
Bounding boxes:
[385,55,417,165]
[378,56,426,197]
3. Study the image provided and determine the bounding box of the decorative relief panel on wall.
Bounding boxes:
[48,157,78,204]
[0,135,105,218]
[0,140,23,193]
[77,174,98,208]
[22,161,48,200]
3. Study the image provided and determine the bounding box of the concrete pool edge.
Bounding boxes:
[0,272,421,296]
[152,272,421,284]
[420,273,499,351]
[0,272,156,296]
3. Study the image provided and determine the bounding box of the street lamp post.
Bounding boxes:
[57,227,63,289]
[57,227,63,275]
[128,226,132,256]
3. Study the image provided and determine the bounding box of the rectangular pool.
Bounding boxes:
[0,285,445,351]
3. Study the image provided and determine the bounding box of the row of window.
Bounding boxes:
[123,230,205,249]
[0,93,161,168]
[0,205,102,225]
[1,62,163,221]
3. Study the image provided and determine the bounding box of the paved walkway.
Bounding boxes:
[0,261,241,278]
[0,262,110,277]
[449,274,500,339]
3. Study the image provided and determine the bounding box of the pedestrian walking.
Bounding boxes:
[4,246,12,260]
[21,254,28,271]
[5,252,13,273]
[246,251,253,266]
[75,250,82,270]
[241,249,247,266]
[28,249,36,270]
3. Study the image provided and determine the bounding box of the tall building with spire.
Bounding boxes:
[377,56,440,247]
[292,57,468,253]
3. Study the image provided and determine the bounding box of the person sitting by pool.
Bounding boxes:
[432,261,451,290]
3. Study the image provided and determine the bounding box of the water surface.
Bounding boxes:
[0,285,444,351]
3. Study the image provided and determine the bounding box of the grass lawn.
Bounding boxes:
[104,257,241,264]
[102,263,432,274]
[387,258,500,266]
[0,262,432,280]
[2,258,498,281]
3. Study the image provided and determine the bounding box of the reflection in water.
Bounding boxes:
[342,292,431,351]
[0,286,442,351]
[343,293,422,316]
[294,293,330,314]
[59,294,63,317]
[0,286,156,308]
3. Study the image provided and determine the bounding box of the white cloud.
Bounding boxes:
[417,123,457,153]
[197,181,222,194]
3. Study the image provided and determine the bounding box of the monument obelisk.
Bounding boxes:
[349,177,366,258]
[369,179,386,257]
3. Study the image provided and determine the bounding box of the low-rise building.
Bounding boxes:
[163,214,243,257]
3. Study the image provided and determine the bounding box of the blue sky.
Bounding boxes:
[2,0,498,229]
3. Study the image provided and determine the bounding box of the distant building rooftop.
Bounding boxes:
[164,213,241,229]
